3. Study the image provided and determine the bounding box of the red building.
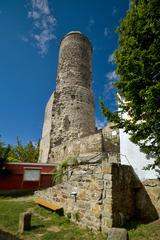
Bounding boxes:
[0,162,56,193]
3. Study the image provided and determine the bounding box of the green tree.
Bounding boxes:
[0,137,5,163]
[0,136,39,164]
[8,138,39,163]
[101,0,160,168]
[0,136,12,170]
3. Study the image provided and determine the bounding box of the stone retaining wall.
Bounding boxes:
[0,230,20,240]
[49,132,103,164]
[35,161,140,232]
[136,179,160,221]
[48,125,119,165]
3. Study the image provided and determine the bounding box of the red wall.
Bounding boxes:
[0,163,56,191]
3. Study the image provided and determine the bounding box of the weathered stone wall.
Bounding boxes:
[136,179,160,221]
[49,132,103,164]
[39,92,55,163]
[39,114,119,165]
[39,32,96,163]
[38,32,120,165]
[50,32,95,149]
[35,161,141,232]
[48,127,119,165]
[0,230,20,240]
[102,123,120,163]
[111,165,141,226]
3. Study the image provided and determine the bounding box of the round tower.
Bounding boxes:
[51,31,96,147]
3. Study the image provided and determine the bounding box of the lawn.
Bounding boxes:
[128,219,160,240]
[0,196,159,240]
[0,196,106,240]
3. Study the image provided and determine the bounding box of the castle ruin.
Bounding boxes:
[36,32,160,233]
[39,31,119,165]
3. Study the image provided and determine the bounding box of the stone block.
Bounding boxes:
[102,218,113,228]
[78,152,105,164]
[103,203,113,216]
[107,228,128,240]
[104,174,112,180]
[105,179,113,189]
[94,174,104,180]
[78,201,90,209]
[91,191,103,201]
[95,166,102,174]
[78,190,87,200]
[105,189,112,197]
[97,180,104,188]
[102,164,112,174]
[19,210,32,234]
[91,204,102,218]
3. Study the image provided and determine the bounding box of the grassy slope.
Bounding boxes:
[0,197,105,240]
[128,220,160,240]
[0,197,159,240]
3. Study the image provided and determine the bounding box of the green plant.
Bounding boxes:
[0,136,12,168]
[128,220,160,240]
[0,135,40,163]
[73,211,80,222]
[7,138,40,163]
[101,0,160,169]
[66,212,71,219]
[54,156,78,184]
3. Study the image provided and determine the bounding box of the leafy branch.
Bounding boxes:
[54,156,78,184]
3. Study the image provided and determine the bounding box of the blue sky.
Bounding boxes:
[0,0,129,145]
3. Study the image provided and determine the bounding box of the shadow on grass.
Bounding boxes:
[125,218,144,230]
[29,224,45,231]
[55,208,64,216]
[0,190,34,198]
[37,204,64,216]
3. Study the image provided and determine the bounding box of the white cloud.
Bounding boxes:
[24,0,57,56]
[87,18,95,32]
[96,118,107,130]
[104,27,111,38]
[104,27,109,37]
[102,69,119,110]
[112,6,118,16]
[21,36,29,43]
[103,70,118,104]
[106,71,118,81]
[108,53,115,64]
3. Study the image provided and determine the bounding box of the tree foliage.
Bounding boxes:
[101,0,160,168]
[0,136,39,164]
[0,138,12,170]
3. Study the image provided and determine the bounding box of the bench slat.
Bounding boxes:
[34,198,62,211]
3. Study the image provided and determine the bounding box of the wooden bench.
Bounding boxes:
[34,198,62,211]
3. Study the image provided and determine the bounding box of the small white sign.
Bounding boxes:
[112,130,117,136]
[23,169,40,181]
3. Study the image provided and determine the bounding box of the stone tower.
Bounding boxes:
[39,31,96,163]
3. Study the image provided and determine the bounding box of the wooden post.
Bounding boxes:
[19,210,32,234]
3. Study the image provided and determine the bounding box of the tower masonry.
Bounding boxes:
[39,32,96,163]
[36,33,160,235]
[52,31,96,145]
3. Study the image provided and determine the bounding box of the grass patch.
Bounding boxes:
[1,197,159,240]
[127,219,160,240]
[0,197,105,240]
[0,198,34,233]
